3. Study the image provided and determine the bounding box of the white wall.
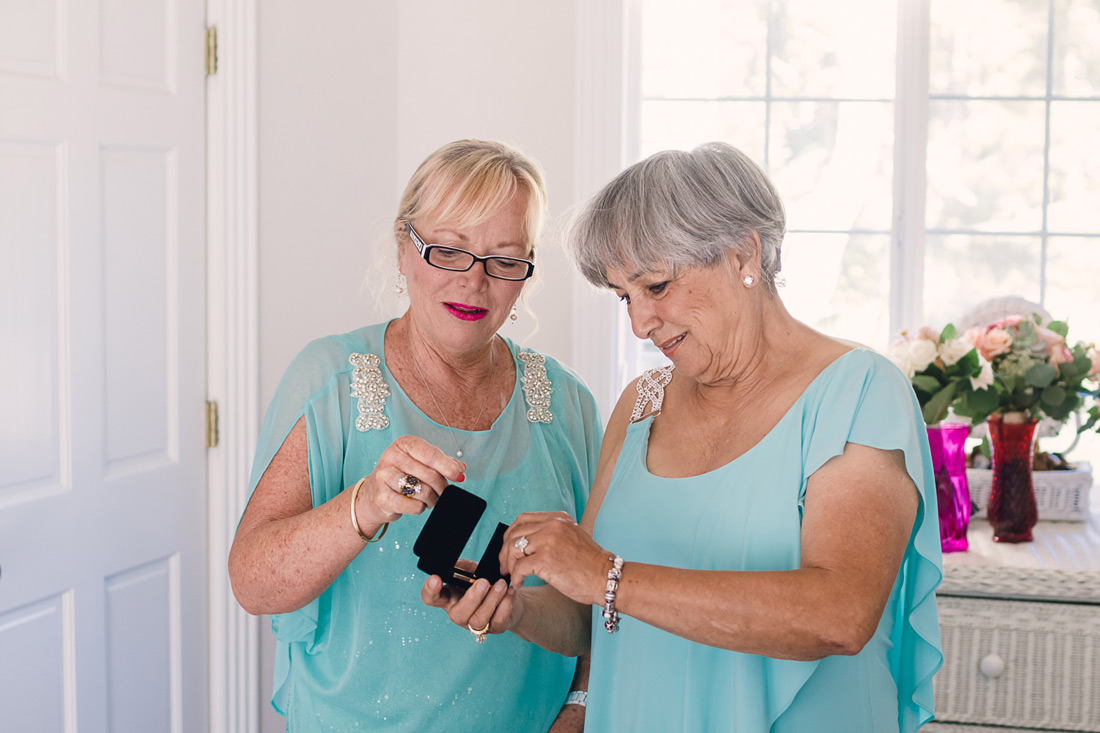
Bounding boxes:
[256,2,596,729]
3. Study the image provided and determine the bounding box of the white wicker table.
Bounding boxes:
[927,497,1100,732]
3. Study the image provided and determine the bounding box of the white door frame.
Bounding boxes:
[205,1,261,731]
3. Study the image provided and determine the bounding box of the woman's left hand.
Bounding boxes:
[502,511,610,606]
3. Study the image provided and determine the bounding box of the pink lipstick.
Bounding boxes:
[444,302,488,321]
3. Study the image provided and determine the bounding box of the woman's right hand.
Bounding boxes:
[353,435,467,527]
[420,566,525,641]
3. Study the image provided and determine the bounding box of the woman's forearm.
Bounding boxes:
[228,487,377,615]
[608,564,884,660]
[511,584,591,656]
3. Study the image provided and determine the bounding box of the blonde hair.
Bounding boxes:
[395,139,548,255]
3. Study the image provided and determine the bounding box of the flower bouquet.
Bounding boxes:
[951,314,1095,541]
[888,324,992,426]
[888,324,990,552]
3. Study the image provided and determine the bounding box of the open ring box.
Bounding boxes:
[413,485,510,592]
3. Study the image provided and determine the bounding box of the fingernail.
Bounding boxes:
[494,580,505,593]
[456,472,466,483]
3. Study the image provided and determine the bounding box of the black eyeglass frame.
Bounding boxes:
[405,222,535,282]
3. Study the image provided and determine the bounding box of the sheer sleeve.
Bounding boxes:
[799,349,944,731]
[241,335,355,713]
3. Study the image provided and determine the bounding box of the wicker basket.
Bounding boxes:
[967,461,1093,521]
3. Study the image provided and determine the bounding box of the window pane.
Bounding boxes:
[781,232,890,349]
[641,0,767,98]
[1048,101,1100,233]
[1053,0,1100,96]
[1044,236,1100,333]
[929,0,1048,96]
[771,0,895,98]
[923,234,1041,328]
[926,100,1045,231]
[769,101,893,231]
[639,100,766,160]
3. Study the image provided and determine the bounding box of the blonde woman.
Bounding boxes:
[230,140,602,731]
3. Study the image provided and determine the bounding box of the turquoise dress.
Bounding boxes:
[588,349,943,732]
[244,321,603,731]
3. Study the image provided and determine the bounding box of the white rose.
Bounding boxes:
[970,360,994,390]
[887,341,916,378]
[909,338,938,372]
[938,337,973,366]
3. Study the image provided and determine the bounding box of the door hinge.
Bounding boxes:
[205,26,218,76]
[206,400,220,449]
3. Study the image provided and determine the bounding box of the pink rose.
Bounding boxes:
[1049,346,1073,366]
[916,326,939,342]
[962,327,984,347]
[977,327,1013,361]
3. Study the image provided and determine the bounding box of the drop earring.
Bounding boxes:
[742,274,755,288]
[395,273,407,295]
[509,305,519,323]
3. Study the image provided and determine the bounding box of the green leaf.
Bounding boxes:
[922,383,958,425]
[1026,362,1057,388]
[1047,320,1069,338]
[1040,384,1066,407]
[939,323,957,343]
[953,348,980,375]
[955,385,999,423]
[911,374,942,393]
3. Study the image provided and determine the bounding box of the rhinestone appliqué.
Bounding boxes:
[349,352,390,431]
[630,364,674,422]
[517,351,553,423]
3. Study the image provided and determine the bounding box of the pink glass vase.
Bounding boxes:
[986,412,1039,543]
[926,423,971,553]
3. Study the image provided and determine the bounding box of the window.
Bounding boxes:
[619,0,1100,459]
[631,0,1099,350]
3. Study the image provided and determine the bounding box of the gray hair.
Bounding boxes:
[567,142,785,294]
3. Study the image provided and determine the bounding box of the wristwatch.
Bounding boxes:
[564,690,588,708]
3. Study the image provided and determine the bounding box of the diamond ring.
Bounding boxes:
[468,620,490,643]
[514,536,530,555]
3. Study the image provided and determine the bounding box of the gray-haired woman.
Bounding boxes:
[424,142,943,732]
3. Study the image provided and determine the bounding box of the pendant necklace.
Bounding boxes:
[410,339,496,458]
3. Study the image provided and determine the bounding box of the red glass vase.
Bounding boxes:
[986,412,1039,543]
[927,423,971,553]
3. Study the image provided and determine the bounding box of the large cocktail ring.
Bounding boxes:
[397,474,422,497]
[514,536,530,555]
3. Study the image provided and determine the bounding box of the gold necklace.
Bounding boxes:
[409,339,496,458]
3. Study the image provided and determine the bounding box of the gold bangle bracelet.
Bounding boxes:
[350,477,388,543]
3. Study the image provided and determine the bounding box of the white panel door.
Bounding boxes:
[0,0,208,730]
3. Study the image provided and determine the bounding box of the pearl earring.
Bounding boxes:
[395,273,406,295]
[509,305,519,323]
[742,274,755,288]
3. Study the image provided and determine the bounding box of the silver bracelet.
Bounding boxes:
[602,555,624,633]
[564,690,587,708]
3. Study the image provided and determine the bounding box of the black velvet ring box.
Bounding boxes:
[413,485,510,591]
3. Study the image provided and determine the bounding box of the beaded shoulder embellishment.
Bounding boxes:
[349,353,390,431]
[630,364,675,423]
[517,351,553,423]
